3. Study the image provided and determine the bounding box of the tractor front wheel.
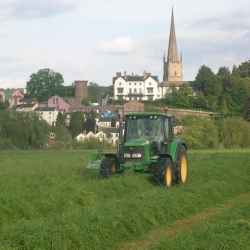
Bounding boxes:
[154,158,174,188]
[176,146,189,184]
[100,158,117,178]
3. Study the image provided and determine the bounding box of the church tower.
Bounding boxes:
[163,9,183,82]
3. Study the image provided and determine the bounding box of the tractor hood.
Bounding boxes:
[124,138,150,147]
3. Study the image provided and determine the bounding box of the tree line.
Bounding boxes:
[161,60,250,120]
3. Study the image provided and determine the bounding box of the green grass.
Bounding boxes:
[150,198,250,250]
[0,150,249,250]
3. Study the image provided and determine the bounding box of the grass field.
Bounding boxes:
[0,150,249,250]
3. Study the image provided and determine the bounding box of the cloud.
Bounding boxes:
[0,0,79,20]
[191,10,250,32]
[97,37,135,55]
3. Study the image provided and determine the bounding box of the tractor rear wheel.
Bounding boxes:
[154,158,174,188]
[176,146,189,184]
[100,158,117,178]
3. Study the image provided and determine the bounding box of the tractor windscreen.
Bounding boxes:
[126,116,165,141]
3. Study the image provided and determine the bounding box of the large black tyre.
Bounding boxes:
[176,145,189,184]
[154,158,174,188]
[100,158,117,178]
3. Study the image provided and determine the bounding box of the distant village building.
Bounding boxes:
[35,107,59,126]
[48,96,70,112]
[160,9,188,95]
[74,81,88,102]
[16,103,38,112]
[113,72,161,101]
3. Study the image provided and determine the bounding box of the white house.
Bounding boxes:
[35,107,59,126]
[113,72,162,101]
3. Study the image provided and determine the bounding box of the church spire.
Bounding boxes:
[167,8,179,63]
[163,8,183,82]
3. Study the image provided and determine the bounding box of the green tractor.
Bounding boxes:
[99,112,188,188]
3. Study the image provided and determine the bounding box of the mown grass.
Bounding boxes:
[150,197,250,250]
[0,150,249,250]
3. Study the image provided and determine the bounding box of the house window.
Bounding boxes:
[147,88,153,94]
[149,82,152,86]
[129,82,131,86]
[129,88,132,94]
[53,98,56,105]
[117,88,124,94]
[134,88,137,93]
[119,82,122,86]
[134,82,137,86]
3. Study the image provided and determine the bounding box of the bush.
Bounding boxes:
[0,111,49,150]
[181,117,219,149]
[220,118,250,148]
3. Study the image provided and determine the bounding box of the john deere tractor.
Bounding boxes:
[99,112,188,187]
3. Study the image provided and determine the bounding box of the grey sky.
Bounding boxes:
[0,0,249,88]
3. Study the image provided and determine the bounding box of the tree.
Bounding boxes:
[84,112,96,133]
[69,112,85,137]
[244,97,250,122]
[217,67,231,90]
[56,112,65,127]
[0,101,9,110]
[26,68,64,101]
[0,111,49,149]
[88,82,113,103]
[238,60,250,78]
[194,65,222,97]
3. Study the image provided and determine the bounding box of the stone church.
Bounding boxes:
[160,9,187,96]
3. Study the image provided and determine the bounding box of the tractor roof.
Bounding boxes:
[125,112,173,118]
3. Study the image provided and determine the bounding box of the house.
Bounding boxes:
[9,89,25,107]
[113,72,162,101]
[16,103,38,112]
[96,111,119,129]
[35,107,59,126]
[48,96,70,113]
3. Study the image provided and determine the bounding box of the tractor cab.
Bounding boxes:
[121,113,175,163]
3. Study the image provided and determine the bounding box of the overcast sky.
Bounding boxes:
[0,0,249,88]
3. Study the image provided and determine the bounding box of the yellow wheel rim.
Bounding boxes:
[180,155,188,183]
[111,163,116,174]
[165,167,172,187]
